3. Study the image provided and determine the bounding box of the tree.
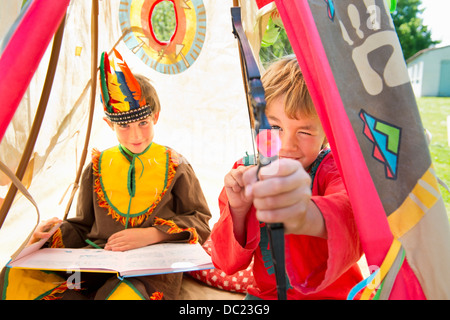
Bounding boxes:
[392,0,440,60]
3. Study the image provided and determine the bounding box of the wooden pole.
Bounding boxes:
[63,0,99,219]
[0,13,67,229]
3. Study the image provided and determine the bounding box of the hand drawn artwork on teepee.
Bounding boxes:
[119,0,206,74]
[336,0,410,96]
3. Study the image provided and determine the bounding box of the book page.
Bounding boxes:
[117,243,213,276]
[9,247,120,272]
[8,242,213,276]
[12,222,62,261]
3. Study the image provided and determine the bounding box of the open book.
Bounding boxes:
[8,224,214,278]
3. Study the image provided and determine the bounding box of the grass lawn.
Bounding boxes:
[416,97,450,219]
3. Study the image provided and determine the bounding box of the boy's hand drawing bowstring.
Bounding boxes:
[231,6,286,300]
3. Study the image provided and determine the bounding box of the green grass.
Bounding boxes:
[416,97,450,218]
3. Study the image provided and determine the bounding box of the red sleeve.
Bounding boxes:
[285,154,363,294]
[210,163,260,275]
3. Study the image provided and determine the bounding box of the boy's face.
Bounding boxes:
[266,96,326,170]
[105,113,159,154]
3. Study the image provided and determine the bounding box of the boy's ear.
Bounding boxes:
[152,112,160,124]
[103,117,114,130]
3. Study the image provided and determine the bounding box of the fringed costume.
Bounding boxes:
[1,142,211,300]
[1,50,211,300]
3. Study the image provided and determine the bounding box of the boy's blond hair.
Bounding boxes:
[262,56,316,119]
[262,56,328,148]
[135,74,161,115]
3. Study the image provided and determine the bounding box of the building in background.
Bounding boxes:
[407,45,450,97]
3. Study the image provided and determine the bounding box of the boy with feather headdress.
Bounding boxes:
[1,50,211,300]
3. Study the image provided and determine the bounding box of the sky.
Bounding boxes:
[420,0,450,47]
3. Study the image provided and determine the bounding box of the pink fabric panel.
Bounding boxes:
[0,0,70,142]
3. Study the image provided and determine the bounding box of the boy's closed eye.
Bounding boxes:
[271,125,312,136]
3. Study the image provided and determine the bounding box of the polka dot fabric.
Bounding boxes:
[188,237,255,293]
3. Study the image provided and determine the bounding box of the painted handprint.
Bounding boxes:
[337,0,410,95]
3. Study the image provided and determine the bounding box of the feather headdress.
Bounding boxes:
[99,49,150,124]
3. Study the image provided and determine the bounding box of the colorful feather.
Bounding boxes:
[99,52,113,113]
[106,71,130,112]
[99,50,146,113]
[114,49,146,108]
[115,71,137,110]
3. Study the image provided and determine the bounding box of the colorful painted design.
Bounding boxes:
[359,109,401,180]
[119,0,206,74]
[324,0,335,21]
[388,166,441,238]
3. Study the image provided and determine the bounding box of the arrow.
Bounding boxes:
[131,36,149,53]
[176,43,189,68]
[180,0,191,9]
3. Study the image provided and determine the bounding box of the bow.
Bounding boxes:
[231,6,287,300]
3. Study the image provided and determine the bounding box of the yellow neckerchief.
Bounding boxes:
[92,143,178,228]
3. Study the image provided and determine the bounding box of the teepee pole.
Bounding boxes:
[63,0,99,220]
[0,13,67,229]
